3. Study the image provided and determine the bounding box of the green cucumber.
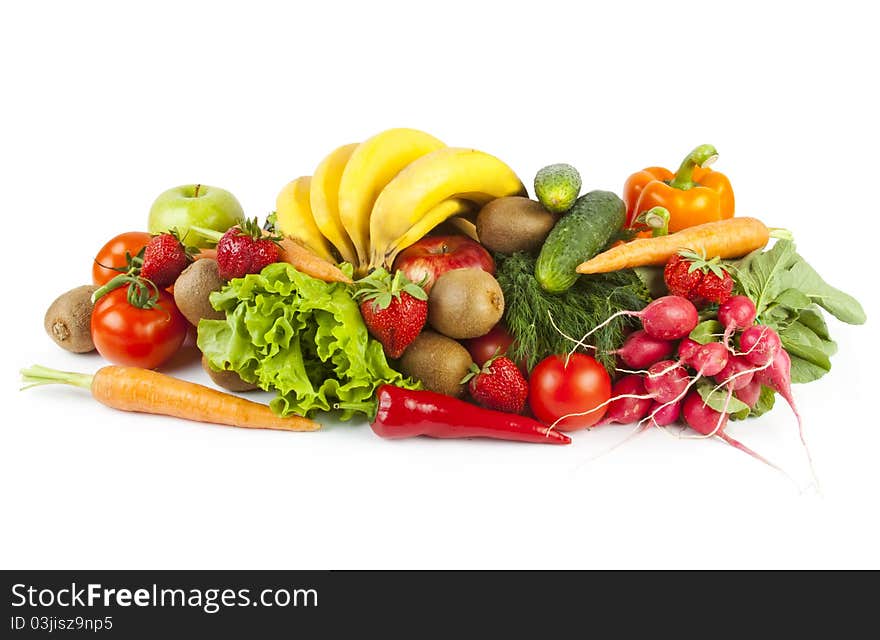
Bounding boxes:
[534,190,626,293]
[534,163,581,213]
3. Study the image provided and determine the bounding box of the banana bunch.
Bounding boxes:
[275,127,525,275]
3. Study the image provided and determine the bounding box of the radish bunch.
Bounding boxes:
[568,295,810,480]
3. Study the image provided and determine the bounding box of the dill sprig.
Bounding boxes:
[495,252,650,372]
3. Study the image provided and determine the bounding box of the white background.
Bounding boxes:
[1,1,877,569]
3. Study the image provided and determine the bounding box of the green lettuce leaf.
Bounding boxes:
[197,262,418,420]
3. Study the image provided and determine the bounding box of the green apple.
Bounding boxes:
[148,184,244,248]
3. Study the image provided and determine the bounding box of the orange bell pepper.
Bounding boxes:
[623,144,735,233]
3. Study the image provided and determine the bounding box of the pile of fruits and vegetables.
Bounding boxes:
[26,129,866,484]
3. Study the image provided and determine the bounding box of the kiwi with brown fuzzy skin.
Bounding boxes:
[399,330,472,398]
[428,269,505,339]
[201,354,259,392]
[476,196,558,254]
[174,259,226,326]
[44,285,98,353]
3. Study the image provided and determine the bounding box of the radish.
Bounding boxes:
[715,354,755,391]
[735,378,763,408]
[681,391,784,472]
[644,360,690,404]
[676,337,700,366]
[754,347,818,487]
[572,296,699,349]
[739,325,782,366]
[647,399,680,427]
[600,375,653,425]
[639,296,700,340]
[718,295,757,346]
[689,341,729,377]
[612,330,674,369]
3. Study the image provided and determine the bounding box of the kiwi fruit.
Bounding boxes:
[476,196,558,254]
[399,330,472,398]
[428,269,505,339]
[173,259,226,326]
[201,354,259,392]
[44,285,98,353]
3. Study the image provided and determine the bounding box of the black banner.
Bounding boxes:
[0,569,851,636]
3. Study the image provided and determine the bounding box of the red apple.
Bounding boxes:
[393,235,494,293]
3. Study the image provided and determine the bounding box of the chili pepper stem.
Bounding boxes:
[668,144,719,190]
[20,365,94,391]
[334,400,377,418]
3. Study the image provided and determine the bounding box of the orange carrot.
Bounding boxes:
[20,365,320,432]
[576,217,773,275]
[278,237,352,284]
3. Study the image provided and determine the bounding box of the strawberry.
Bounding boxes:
[140,230,196,288]
[216,218,282,280]
[663,249,734,307]
[356,269,428,359]
[463,355,529,414]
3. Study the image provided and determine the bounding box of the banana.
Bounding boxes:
[445,216,479,243]
[310,143,359,265]
[338,128,445,267]
[369,148,525,267]
[384,199,478,266]
[275,176,336,263]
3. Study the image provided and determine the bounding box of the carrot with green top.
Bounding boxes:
[20,365,320,432]
[576,217,789,275]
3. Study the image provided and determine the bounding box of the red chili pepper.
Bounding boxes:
[370,385,571,445]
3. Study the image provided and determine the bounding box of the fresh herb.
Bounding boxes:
[495,252,650,371]
[731,239,865,383]
[197,262,418,419]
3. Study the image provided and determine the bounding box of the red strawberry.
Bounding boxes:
[140,231,196,288]
[691,268,734,305]
[216,218,281,280]
[663,253,703,299]
[356,269,428,359]
[663,250,734,307]
[463,355,529,414]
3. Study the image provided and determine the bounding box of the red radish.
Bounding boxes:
[647,400,680,426]
[573,295,699,348]
[612,330,674,369]
[644,360,690,403]
[719,295,757,345]
[754,347,818,487]
[735,378,762,408]
[739,325,782,366]
[639,296,700,340]
[600,375,653,425]
[715,354,755,390]
[677,337,700,366]
[689,341,729,376]
[682,391,784,471]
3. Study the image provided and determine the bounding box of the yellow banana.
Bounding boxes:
[369,148,525,267]
[275,176,336,263]
[444,216,479,243]
[310,143,359,265]
[338,128,445,267]
[383,199,478,267]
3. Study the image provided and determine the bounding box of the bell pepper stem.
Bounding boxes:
[669,144,719,190]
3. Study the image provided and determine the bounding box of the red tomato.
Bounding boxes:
[92,231,151,286]
[528,353,612,431]
[462,323,516,367]
[91,287,188,369]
